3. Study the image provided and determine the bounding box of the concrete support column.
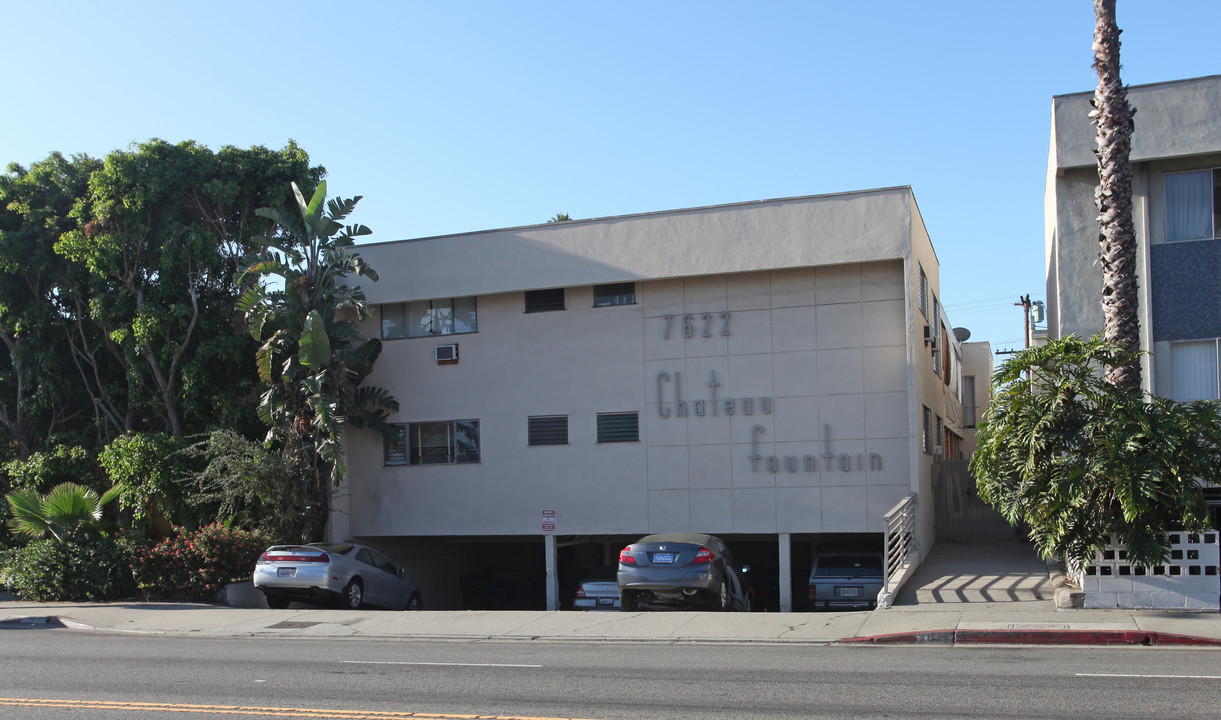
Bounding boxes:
[545,534,558,611]
[779,532,792,613]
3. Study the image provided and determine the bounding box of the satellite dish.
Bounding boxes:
[953,327,972,342]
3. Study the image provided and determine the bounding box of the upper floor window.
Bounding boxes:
[596,411,639,443]
[593,282,636,307]
[963,376,978,428]
[525,288,566,313]
[918,264,929,318]
[382,297,477,339]
[384,419,481,465]
[528,415,569,445]
[1165,169,1221,242]
[1169,339,1220,402]
[921,405,932,454]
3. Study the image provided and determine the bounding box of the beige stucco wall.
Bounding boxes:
[342,262,918,539]
[333,188,957,546]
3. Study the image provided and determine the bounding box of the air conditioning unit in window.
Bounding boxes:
[434,344,458,363]
[923,325,939,349]
[934,444,943,456]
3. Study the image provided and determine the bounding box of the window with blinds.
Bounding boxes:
[525,288,565,313]
[384,420,481,465]
[596,411,639,443]
[593,282,636,307]
[528,415,569,445]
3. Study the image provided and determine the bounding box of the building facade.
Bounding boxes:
[1046,74,1221,401]
[334,187,977,611]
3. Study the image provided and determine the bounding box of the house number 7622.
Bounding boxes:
[662,312,731,339]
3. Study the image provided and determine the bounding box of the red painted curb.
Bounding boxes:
[844,629,1221,646]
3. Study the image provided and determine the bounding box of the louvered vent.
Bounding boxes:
[596,412,639,443]
[525,288,565,313]
[528,415,568,445]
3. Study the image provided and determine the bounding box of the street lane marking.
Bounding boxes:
[1077,673,1221,680]
[342,661,543,668]
[0,697,603,720]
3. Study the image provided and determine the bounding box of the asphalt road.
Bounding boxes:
[3,627,1221,719]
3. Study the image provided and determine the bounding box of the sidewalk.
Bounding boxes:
[3,541,1219,646]
[2,600,1220,646]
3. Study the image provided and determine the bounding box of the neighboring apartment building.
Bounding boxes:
[334,187,981,611]
[1046,74,1221,401]
[1046,74,1221,531]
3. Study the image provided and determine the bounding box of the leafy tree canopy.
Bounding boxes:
[971,335,1221,568]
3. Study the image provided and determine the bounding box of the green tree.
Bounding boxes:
[547,212,572,223]
[54,139,321,439]
[1092,0,1140,388]
[5,482,113,541]
[98,432,187,537]
[0,153,101,458]
[3,445,105,494]
[971,336,1221,568]
[236,181,397,540]
[177,429,308,542]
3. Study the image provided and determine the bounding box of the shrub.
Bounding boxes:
[3,446,106,494]
[132,523,269,601]
[5,530,136,602]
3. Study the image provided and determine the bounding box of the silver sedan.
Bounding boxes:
[253,542,422,610]
[617,533,751,611]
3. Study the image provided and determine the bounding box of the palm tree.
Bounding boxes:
[236,181,398,541]
[6,482,114,541]
[1092,0,1140,388]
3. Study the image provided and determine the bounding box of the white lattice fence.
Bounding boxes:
[1076,531,1220,610]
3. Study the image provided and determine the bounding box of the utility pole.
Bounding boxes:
[1015,294,1033,349]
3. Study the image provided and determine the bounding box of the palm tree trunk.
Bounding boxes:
[1092,0,1141,388]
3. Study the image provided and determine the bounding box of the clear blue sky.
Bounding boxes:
[4,1,1219,352]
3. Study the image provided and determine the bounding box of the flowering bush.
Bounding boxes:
[132,524,269,601]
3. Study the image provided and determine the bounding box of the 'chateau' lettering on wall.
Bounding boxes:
[655,370,884,474]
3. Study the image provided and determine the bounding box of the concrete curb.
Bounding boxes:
[844,629,1221,646]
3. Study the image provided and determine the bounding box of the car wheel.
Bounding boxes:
[340,579,363,610]
[620,590,637,612]
[406,592,423,611]
[265,594,290,610]
[717,580,730,611]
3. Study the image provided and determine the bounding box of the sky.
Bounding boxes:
[3,1,1220,353]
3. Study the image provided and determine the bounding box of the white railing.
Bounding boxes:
[882,493,918,596]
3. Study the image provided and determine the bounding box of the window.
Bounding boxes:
[593,282,636,307]
[1169,339,1220,401]
[528,415,569,445]
[382,297,477,339]
[1165,169,1221,242]
[597,411,639,442]
[525,288,565,313]
[922,406,932,454]
[963,375,977,427]
[918,264,928,318]
[931,294,942,377]
[935,416,944,458]
[384,420,481,465]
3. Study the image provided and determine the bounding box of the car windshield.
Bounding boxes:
[814,556,883,576]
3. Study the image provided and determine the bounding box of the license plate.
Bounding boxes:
[652,552,675,564]
[835,586,860,597]
[277,567,297,578]
[597,597,614,606]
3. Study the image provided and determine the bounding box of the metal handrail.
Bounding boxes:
[882,493,918,594]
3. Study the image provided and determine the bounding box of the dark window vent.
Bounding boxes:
[525,288,566,313]
[528,415,569,445]
[597,411,639,443]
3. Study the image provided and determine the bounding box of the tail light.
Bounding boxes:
[808,586,817,599]
[575,585,587,598]
[692,547,714,564]
[618,547,636,565]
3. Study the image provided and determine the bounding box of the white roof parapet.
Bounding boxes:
[354,186,922,304]
[1051,74,1221,172]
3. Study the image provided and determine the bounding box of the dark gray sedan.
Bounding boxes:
[253,542,422,611]
[617,533,751,611]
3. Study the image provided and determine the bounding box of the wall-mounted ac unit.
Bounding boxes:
[934,444,943,456]
[434,344,458,362]
[923,325,939,349]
